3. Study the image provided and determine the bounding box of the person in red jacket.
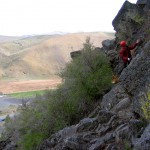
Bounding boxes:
[119,39,140,68]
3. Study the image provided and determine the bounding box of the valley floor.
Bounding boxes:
[0,78,62,94]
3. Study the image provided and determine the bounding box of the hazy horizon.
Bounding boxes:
[0,31,115,37]
[0,0,137,36]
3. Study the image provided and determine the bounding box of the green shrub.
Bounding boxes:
[133,14,144,25]
[60,37,112,100]
[18,132,45,150]
[142,92,150,121]
[2,37,112,149]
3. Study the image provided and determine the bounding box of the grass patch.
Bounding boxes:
[8,90,47,98]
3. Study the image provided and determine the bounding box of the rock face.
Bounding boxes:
[1,0,150,150]
[37,1,150,149]
[112,1,145,42]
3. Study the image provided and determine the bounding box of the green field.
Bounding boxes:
[8,90,47,98]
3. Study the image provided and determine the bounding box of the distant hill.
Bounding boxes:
[0,35,21,43]
[0,32,114,80]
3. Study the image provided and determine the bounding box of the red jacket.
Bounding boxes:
[119,43,137,63]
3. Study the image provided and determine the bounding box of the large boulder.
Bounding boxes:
[112,1,145,42]
[102,39,115,52]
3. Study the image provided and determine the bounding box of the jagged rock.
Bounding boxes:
[105,143,123,150]
[0,138,17,150]
[96,115,120,137]
[63,135,86,150]
[96,110,115,124]
[3,141,17,150]
[133,124,150,150]
[111,97,131,113]
[102,39,115,52]
[129,119,146,138]
[3,1,150,150]
[36,2,150,150]
[101,84,129,111]
[107,49,119,69]
[101,39,119,69]
[77,118,98,132]
[114,123,131,143]
[38,125,77,150]
[112,1,144,41]
[137,0,150,10]
[120,41,150,116]
[88,106,101,118]
[89,133,114,150]
[137,0,147,6]
[0,139,10,150]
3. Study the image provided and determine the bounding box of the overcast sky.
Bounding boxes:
[0,0,137,36]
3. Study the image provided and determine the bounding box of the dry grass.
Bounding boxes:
[0,32,114,80]
[0,78,62,94]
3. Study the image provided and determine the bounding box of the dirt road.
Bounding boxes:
[0,79,62,94]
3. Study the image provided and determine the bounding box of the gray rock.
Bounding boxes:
[96,110,115,124]
[112,1,144,41]
[111,97,131,113]
[89,133,114,150]
[63,135,85,150]
[129,119,146,137]
[120,41,150,116]
[133,124,150,150]
[4,141,17,150]
[39,125,77,150]
[76,118,98,132]
[137,0,147,5]
[101,84,128,111]
[102,39,115,52]
[107,49,119,69]
[114,123,131,143]
[18,1,150,150]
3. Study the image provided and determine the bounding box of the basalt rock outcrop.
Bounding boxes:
[1,0,150,150]
[38,1,150,150]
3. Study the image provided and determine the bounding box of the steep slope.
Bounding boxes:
[1,1,150,150]
[37,1,150,150]
[0,32,114,80]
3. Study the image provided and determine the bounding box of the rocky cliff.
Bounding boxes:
[38,1,150,150]
[1,0,150,150]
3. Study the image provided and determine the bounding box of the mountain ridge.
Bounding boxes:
[0,32,114,80]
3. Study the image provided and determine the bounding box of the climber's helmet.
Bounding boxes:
[120,41,127,47]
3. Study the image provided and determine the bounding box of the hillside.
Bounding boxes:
[0,32,114,80]
[0,36,20,43]
[1,1,150,149]
[37,1,150,149]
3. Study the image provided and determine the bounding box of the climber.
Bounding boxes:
[119,39,141,68]
[111,39,141,84]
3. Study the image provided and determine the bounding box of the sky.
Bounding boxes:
[0,0,137,36]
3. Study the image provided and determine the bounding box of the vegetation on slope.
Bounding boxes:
[142,91,150,121]
[2,38,112,150]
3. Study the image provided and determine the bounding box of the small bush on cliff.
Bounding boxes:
[2,38,112,150]
[142,91,150,121]
[60,37,112,100]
